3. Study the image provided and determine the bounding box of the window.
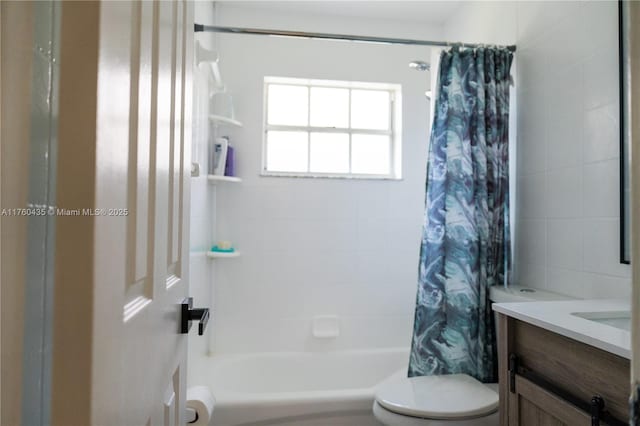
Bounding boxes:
[262,77,401,179]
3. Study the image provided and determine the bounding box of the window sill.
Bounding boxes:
[259,172,403,181]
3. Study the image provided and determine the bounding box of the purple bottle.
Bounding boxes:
[224,145,235,177]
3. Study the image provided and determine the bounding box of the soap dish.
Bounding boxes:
[312,315,340,338]
[211,246,235,253]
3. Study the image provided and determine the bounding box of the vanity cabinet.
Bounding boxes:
[497,314,630,426]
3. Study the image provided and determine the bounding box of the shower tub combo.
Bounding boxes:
[190,348,408,426]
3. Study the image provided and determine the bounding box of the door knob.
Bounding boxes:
[180,297,210,336]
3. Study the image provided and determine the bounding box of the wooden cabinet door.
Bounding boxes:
[508,375,591,426]
[498,314,629,426]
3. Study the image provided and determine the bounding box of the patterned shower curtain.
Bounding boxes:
[408,47,513,383]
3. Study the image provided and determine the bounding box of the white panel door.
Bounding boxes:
[51,1,194,425]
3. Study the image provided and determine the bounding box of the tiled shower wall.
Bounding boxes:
[188,1,216,359]
[189,1,629,360]
[445,1,630,298]
[206,4,442,354]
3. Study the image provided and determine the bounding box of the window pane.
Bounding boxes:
[267,85,308,126]
[351,90,390,130]
[310,87,349,128]
[266,131,308,172]
[351,134,391,175]
[309,133,349,174]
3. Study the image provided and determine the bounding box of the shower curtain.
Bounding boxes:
[408,47,513,383]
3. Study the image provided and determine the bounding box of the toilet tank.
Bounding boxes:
[490,285,574,304]
[489,285,574,337]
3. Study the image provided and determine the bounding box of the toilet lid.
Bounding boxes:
[375,374,499,420]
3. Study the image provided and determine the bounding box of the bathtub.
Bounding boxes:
[190,348,409,426]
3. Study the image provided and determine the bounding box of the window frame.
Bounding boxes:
[261,77,402,180]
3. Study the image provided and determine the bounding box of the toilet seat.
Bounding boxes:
[374,374,499,420]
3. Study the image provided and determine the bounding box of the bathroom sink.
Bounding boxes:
[571,311,631,331]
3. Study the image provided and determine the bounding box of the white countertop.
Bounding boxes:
[493,299,631,359]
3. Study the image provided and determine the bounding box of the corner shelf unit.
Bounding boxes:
[206,251,241,259]
[208,114,243,127]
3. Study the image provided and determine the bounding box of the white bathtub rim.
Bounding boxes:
[206,347,410,363]
[192,348,410,426]
[214,386,376,405]
[204,347,409,395]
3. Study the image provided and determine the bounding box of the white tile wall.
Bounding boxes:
[517,89,547,175]
[517,219,546,266]
[203,5,435,353]
[546,167,582,219]
[583,103,620,163]
[583,159,620,218]
[583,218,630,278]
[546,219,583,270]
[514,1,630,298]
[188,1,216,359]
[444,1,630,299]
[517,173,546,218]
[189,1,631,359]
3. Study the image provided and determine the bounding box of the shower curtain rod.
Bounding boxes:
[194,24,517,52]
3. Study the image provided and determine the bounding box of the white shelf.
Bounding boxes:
[206,251,241,259]
[207,175,242,184]
[208,114,243,127]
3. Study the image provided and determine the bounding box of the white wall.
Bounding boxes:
[444,1,630,299]
[204,5,439,353]
[188,1,216,360]
[189,0,627,359]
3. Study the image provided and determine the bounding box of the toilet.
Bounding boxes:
[372,285,573,425]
